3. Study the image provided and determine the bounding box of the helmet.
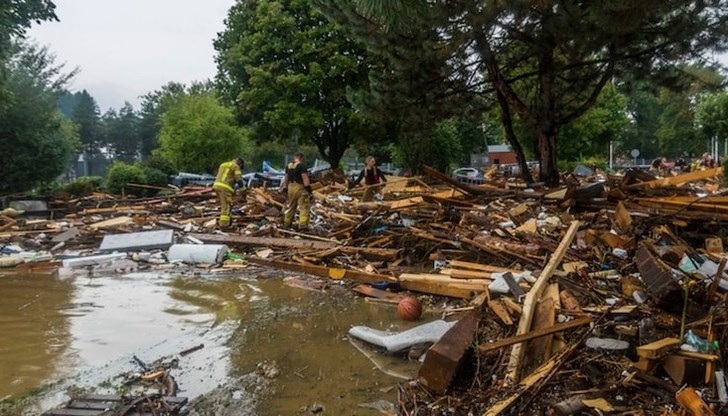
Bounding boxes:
[235,157,245,170]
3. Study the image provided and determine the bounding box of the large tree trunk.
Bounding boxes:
[495,89,533,184]
[537,130,560,187]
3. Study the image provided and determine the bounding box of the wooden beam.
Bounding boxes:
[626,167,723,189]
[418,310,480,394]
[246,257,396,284]
[506,220,581,383]
[189,233,399,261]
[478,317,593,353]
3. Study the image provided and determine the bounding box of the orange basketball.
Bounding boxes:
[397,297,423,321]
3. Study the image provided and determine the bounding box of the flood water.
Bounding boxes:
[0,269,421,415]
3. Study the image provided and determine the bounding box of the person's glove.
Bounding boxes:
[305,185,313,195]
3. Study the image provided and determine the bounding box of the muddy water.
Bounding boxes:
[0,270,420,415]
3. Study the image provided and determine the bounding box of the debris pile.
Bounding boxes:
[3,164,728,415]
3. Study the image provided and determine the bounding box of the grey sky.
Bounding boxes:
[28,0,236,112]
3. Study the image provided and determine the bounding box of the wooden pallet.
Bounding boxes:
[42,394,188,416]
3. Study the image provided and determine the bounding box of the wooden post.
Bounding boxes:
[505,220,581,384]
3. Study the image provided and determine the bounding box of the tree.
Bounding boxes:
[158,92,249,173]
[138,82,189,159]
[103,102,140,163]
[557,84,629,162]
[0,41,79,193]
[214,0,376,168]
[321,1,728,186]
[697,92,728,154]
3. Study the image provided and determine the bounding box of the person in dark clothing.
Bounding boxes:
[281,153,312,228]
[349,156,387,201]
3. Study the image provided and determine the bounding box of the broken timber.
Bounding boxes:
[418,310,480,394]
[506,220,581,383]
[246,257,396,284]
[190,233,399,261]
[42,394,188,416]
[478,317,594,353]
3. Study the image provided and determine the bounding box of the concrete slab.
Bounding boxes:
[52,228,80,243]
[9,200,48,212]
[62,253,128,268]
[348,320,456,353]
[99,229,175,252]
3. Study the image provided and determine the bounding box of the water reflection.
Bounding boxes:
[0,274,73,400]
[1,272,421,415]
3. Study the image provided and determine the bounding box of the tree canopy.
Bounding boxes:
[320,0,728,184]
[214,0,376,168]
[0,41,79,193]
[158,92,249,173]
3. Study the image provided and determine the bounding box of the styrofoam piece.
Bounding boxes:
[99,229,174,252]
[585,337,629,351]
[348,320,456,353]
[62,253,128,268]
[168,244,229,264]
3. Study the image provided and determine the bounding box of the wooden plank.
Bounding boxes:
[487,299,513,326]
[246,257,396,284]
[43,409,102,416]
[390,196,424,209]
[439,268,493,279]
[448,260,518,273]
[418,310,480,394]
[398,273,490,289]
[87,216,133,230]
[636,337,681,359]
[506,221,581,383]
[479,317,594,354]
[528,297,555,365]
[190,233,398,261]
[398,279,481,299]
[614,201,633,233]
[626,166,722,189]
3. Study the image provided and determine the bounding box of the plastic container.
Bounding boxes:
[683,330,719,353]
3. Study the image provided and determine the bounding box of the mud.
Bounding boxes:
[0,269,420,415]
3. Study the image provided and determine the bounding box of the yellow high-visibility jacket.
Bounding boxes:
[213,160,242,193]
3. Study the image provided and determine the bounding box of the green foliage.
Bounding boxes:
[103,102,140,163]
[0,0,57,61]
[61,176,102,197]
[322,0,728,185]
[558,85,629,162]
[215,0,377,168]
[697,92,728,144]
[104,162,169,196]
[141,154,176,175]
[105,162,145,194]
[392,118,462,173]
[158,92,248,174]
[0,41,80,194]
[141,167,168,188]
[138,82,191,159]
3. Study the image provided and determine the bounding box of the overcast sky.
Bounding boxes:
[28,0,236,112]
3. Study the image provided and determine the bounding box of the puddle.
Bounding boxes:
[0,270,421,415]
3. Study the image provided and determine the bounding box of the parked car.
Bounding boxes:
[452,167,485,184]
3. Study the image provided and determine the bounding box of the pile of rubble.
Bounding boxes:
[2,165,728,415]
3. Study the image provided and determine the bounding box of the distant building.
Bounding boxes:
[487,144,518,165]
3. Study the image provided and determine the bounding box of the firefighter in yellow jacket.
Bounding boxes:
[281,152,312,228]
[213,157,245,228]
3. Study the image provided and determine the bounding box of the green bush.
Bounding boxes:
[142,154,177,175]
[62,176,103,197]
[105,162,146,195]
[141,167,169,188]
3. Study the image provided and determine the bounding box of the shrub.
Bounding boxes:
[62,176,103,197]
[141,167,169,188]
[142,154,177,176]
[105,162,146,195]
